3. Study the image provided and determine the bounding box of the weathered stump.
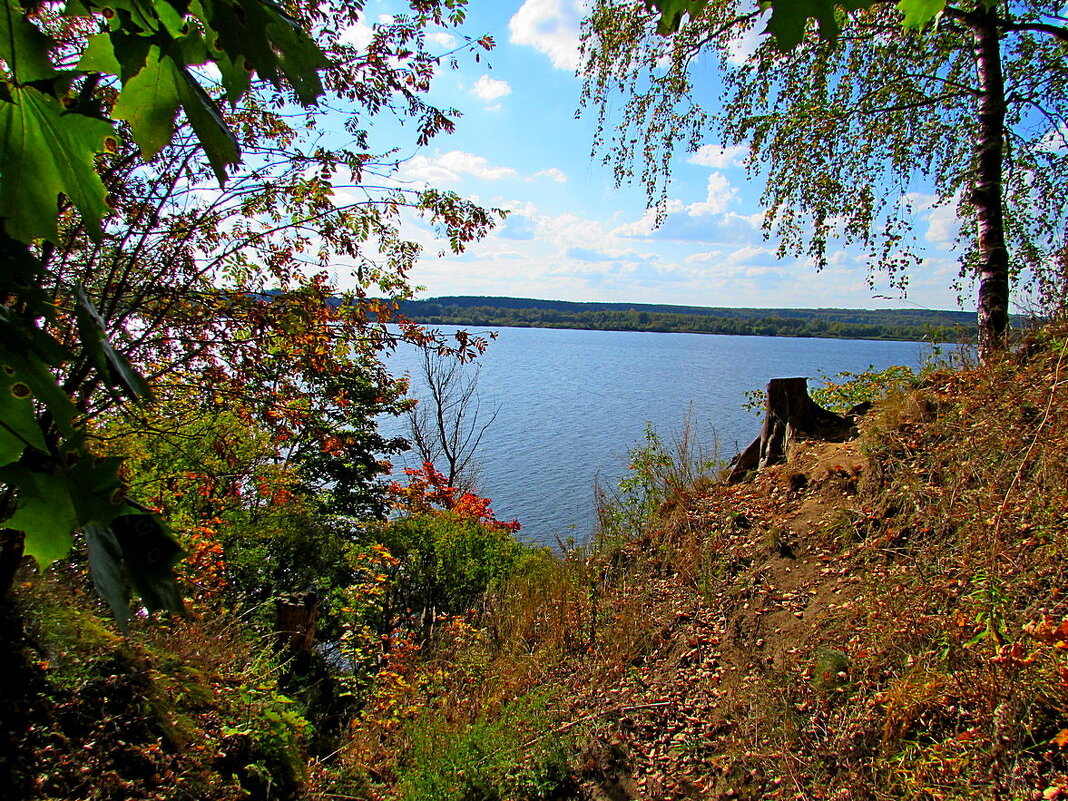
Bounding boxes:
[274,592,320,656]
[727,377,855,484]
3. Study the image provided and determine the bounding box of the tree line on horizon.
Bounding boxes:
[399,297,977,342]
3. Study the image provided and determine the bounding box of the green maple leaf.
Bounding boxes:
[0,86,113,242]
[113,43,238,182]
[647,0,709,35]
[896,0,947,29]
[764,0,875,50]
[0,358,47,467]
[2,467,79,566]
[194,0,326,105]
[77,32,123,75]
[2,456,134,568]
[0,0,59,83]
[84,522,132,626]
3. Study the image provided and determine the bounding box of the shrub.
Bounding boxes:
[395,692,574,801]
[372,512,533,621]
[595,417,721,548]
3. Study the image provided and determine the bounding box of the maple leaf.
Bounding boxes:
[0,86,113,242]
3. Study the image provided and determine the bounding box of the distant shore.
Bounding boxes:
[398,296,976,343]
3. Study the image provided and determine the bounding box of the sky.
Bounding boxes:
[342,0,973,313]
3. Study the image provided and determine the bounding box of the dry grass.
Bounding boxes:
[334,326,1068,800]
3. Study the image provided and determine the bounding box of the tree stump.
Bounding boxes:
[727,377,855,484]
[274,592,320,657]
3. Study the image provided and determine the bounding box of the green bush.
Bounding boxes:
[743,364,917,417]
[372,512,535,619]
[396,692,574,801]
[595,419,721,547]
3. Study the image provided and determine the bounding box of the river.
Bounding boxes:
[383,326,943,546]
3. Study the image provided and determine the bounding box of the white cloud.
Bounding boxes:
[401,150,519,184]
[338,20,374,49]
[427,31,457,48]
[686,172,738,217]
[689,144,747,168]
[925,203,962,246]
[684,250,725,264]
[612,200,686,238]
[471,74,512,102]
[531,167,569,183]
[509,0,584,71]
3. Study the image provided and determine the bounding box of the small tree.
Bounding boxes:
[405,348,499,492]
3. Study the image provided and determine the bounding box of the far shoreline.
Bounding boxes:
[396,295,980,344]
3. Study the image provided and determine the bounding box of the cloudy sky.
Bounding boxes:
[347,0,971,312]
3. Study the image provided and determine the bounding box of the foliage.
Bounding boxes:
[389,462,521,534]
[2,575,312,801]
[809,364,917,412]
[0,0,333,614]
[402,295,976,341]
[370,510,530,622]
[595,418,720,548]
[645,0,980,44]
[743,363,917,416]
[0,0,502,619]
[330,465,531,693]
[395,692,575,801]
[581,0,1068,355]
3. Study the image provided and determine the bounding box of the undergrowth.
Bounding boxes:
[7,330,1068,800]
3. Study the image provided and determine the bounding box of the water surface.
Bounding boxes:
[384,326,936,545]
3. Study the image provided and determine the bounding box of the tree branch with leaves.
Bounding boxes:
[595,0,1068,358]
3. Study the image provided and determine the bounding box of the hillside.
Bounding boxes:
[398,296,978,342]
[3,328,1067,800]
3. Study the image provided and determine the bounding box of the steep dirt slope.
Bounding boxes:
[560,346,1068,800]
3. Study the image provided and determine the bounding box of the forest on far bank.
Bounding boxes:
[398,296,981,342]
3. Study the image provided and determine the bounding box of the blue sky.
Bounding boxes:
[344,0,972,312]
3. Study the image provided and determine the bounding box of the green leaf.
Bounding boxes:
[0,358,48,466]
[0,230,51,315]
[112,42,238,182]
[77,32,122,75]
[763,0,875,51]
[74,286,153,401]
[0,86,114,242]
[896,0,946,29]
[66,454,137,525]
[648,0,709,36]
[1,455,135,568]
[2,466,79,566]
[111,43,186,158]
[194,0,327,106]
[111,512,184,612]
[176,69,239,183]
[0,338,75,435]
[84,522,131,626]
[0,0,60,83]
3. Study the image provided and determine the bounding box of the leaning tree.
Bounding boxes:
[581,0,1068,359]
